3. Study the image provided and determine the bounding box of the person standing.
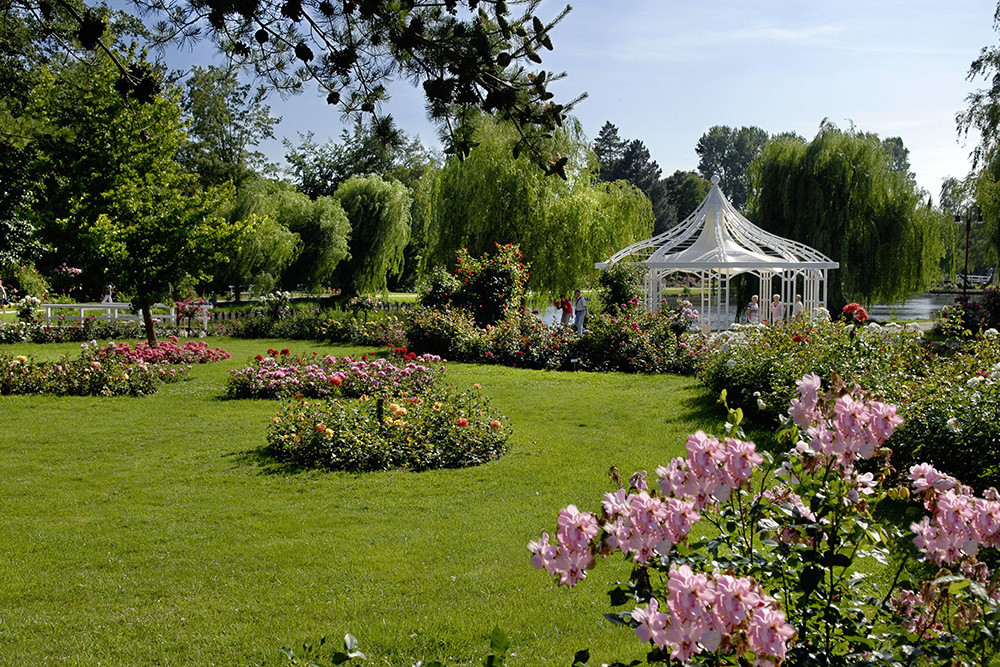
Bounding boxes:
[573,290,588,334]
[792,294,804,320]
[559,295,573,327]
[747,294,760,323]
[770,294,783,325]
[0,279,7,313]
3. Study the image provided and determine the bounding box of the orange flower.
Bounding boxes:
[489,420,502,430]
[456,417,470,427]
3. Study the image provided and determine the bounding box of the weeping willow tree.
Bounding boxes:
[334,174,411,296]
[748,123,944,310]
[420,115,653,295]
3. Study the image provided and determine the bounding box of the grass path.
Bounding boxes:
[0,338,717,665]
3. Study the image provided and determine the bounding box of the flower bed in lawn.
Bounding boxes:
[224,348,443,400]
[266,385,508,472]
[89,336,231,365]
[0,339,231,397]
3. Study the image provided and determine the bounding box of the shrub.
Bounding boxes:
[347,294,384,316]
[699,318,928,425]
[530,376,1000,665]
[265,384,508,472]
[417,266,460,310]
[941,288,1000,336]
[260,290,293,320]
[0,317,192,344]
[699,321,1000,490]
[597,263,644,316]
[11,263,49,299]
[451,243,529,327]
[92,337,231,365]
[16,295,41,323]
[403,307,479,359]
[889,333,1000,491]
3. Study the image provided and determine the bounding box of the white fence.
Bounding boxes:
[42,302,213,329]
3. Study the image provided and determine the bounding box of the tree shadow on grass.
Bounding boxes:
[226,445,321,476]
[675,389,725,428]
[673,388,785,454]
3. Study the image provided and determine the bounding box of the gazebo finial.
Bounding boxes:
[711,174,721,185]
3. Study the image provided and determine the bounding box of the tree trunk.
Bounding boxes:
[142,305,158,347]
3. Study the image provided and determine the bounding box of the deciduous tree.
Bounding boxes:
[749,123,944,309]
[696,125,769,210]
[333,174,411,295]
[423,116,652,295]
[178,65,280,190]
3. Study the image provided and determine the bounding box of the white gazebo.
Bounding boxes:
[596,175,839,330]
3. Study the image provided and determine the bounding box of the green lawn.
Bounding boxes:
[0,337,718,665]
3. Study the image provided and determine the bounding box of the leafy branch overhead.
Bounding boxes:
[15,0,584,176]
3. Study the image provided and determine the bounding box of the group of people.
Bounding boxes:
[746,293,803,324]
[554,290,589,334]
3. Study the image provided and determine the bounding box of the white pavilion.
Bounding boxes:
[596,175,839,331]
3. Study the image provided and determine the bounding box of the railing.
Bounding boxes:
[957,268,995,287]
[42,302,213,329]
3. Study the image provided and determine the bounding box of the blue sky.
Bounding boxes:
[170,0,1000,199]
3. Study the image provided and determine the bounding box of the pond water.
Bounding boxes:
[867,292,959,321]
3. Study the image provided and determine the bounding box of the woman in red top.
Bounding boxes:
[558,296,573,327]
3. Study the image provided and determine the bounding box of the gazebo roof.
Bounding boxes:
[597,175,838,274]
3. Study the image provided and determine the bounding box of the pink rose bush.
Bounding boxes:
[225,350,443,400]
[89,336,231,365]
[531,374,1000,665]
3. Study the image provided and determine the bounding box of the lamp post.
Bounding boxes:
[954,208,983,299]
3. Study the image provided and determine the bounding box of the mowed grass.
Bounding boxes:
[0,337,718,665]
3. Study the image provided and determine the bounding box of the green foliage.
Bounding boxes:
[958,3,1000,170]
[749,122,945,309]
[890,334,1000,491]
[700,319,1000,490]
[10,263,49,298]
[266,386,509,472]
[91,171,246,343]
[403,307,482,359]
[422,116,652,295]
[24,48,190,298]
[700,318,928,425]
[0,317,154,344]
[597,263,644,316]
[592,122,670,232]
[285,118,434,198]
[334,174,411,296]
